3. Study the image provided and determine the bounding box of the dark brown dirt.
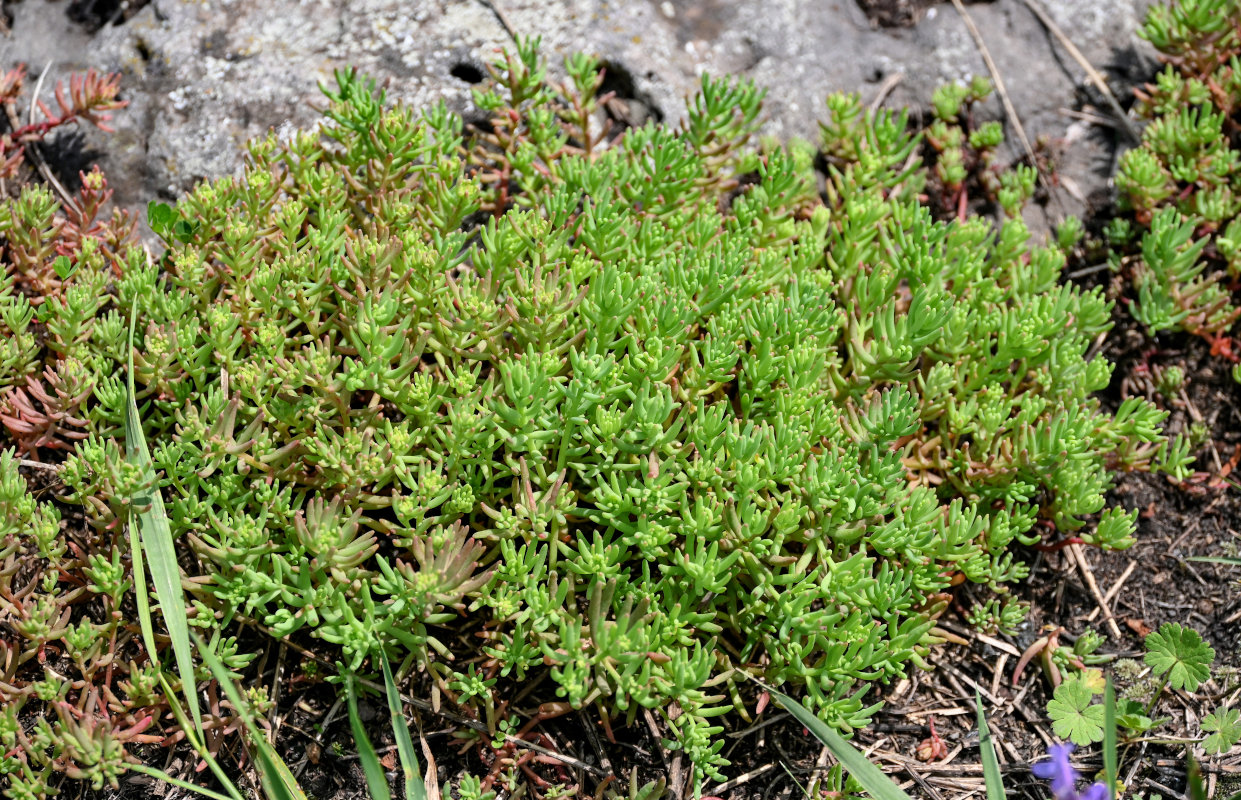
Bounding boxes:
[855,0,994,28]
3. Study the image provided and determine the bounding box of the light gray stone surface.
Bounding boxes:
[1,0,1160,230]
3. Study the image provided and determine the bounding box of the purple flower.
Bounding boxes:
[1032,744,1109,800]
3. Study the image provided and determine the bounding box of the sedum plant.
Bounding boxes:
[2,40,1192,793]
[0,63,135,458]
[1110,0,1241,373]
[0,67,215,800]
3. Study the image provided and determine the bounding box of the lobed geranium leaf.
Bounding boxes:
[1202,706,1241,755]
[1047,677,1106,746]
[1144,622,1215,692]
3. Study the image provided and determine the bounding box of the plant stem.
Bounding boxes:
[1143,674,1169,720]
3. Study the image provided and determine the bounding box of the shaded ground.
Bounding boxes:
[855,0,994,29]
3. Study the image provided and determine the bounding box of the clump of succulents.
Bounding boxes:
[1,40,1194,794]
[1109,0,1241,370]
[915,75,1040,220]
[0,68,219,799]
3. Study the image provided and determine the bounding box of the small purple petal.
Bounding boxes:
[1079,782,1110,800]
[1031,759,1057,779]
[1031,744,1079,800]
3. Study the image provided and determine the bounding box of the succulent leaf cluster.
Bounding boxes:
[0,43,1192,793]
[1112,0,1241,357]
[916,77,1040,218]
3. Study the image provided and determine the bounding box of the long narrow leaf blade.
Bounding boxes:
[158,675,247,800]
[346,674,393,800]
[975,691,1004,800]
[1187,753,1206,800]
[127,510,157,666]
[1104,677,1117,800]
[193,632,308,800]
[125,308,202,735]
[128,764,241,800]
[770,688,914,800]
[380,651,426,800]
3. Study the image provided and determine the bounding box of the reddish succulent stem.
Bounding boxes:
[1031,536,1084,553]
[7,116,68,142]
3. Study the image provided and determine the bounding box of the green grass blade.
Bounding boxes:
[769,687,914,800]
[1104,677,1118,800]
[125,307,202,737]
[974,691,1004,800]
[1186,556,1241,566]
[127,510,157,667]
[778,762,809,798]
[128,764,241,800]
[346,673,393,800]
[158,674,247,800]
[193,632,308,800]
[1188,753,1207,800]
[380,651,426,800]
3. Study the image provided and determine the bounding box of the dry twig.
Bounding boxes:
[17,458,63,474]
[708,763,776,795]
[1085,559,1137,623]
[1018,0,1142,144]
[1059,106,1123,129]
[949,0,1035,167]
[869,72,904,113]
[1067,542,1123,638]
[477,0,518,42]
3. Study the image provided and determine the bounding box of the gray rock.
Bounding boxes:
[1,0,1162,232]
